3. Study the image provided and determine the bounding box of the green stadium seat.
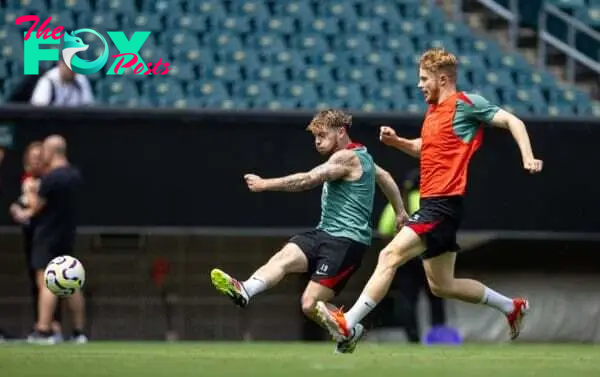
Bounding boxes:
[79,13,119,30]
[374,35,414,53]
[7,0,47,12]
[97,78,140,100]
[362,51,396,69]
[277,82,319,102]
[268,50,307,70]
[141,0,184,13]
[202,64,242,82]
[316,1,358,22]
[206,32,244,52]
[302,17,341,36]
[390,20,428,37]
[220,16,252,34]
[248,34,287,54]
[259,17,297,34]
[187,80,230,100]
[345,18,385,37]
[0,30,23,60]
[216,50,261,69]
[122,13,163,33]
[337,66,378,85]
[142,77,185,103]
[337,35,372,53]
[316,99,346,111]
[231,0,271,20]
[418,37,460,55]
[292,34,330,53]
[325,82,363,107]
[273,2,315,20]
[247,65,288,84]
[166,14,208,33]
[547,103,575,116]
[233,82,275,102]
[370,1,404,23]
[47,11,76,31]
[295,66,334,84]
[366,83,409,103]
[96,0,136,13]
[459,54,487,71]
[219,98,250,110]
[189,0,228,21]
[51,0,91,12]
[167,62,197,81]
[261,99,300,110]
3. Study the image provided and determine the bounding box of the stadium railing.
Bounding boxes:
[538,4,600,84]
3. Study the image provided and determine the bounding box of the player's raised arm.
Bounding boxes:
[379,126,421,158]
[374,164,408,229]
[245,149,356,193]
[467,93,543,174]
[488,109,543,173]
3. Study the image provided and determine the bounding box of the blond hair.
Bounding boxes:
[306,109,352,133]
[419,48,458,81]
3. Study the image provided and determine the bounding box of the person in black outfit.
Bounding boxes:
[10,141,63,340]
[12,135,86,344]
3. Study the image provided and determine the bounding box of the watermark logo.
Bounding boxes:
[16,15,172,76]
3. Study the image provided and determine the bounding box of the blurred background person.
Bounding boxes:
[10,141,64,342]
[30,60,94,107]
[12,135,86,344]
[376,168,446,343]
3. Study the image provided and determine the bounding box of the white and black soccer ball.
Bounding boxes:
[44,255,86,297]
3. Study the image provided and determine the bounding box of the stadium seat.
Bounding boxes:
[0,0,593,115]
[220,16,253,34]
[168,63,197,82]
[259,17,297,34]
[79,13,120,30]
[96,0,137,13]
[165,14,207,33]
[345,18,385,37]
[302,17,341,36]
[231,0,271,20]
[47,11,76,31]
[142,77,185,104]
[188,80,230,100]
[247,34,287,54]
[247,65,288,84]
[51,0,91,12]
[122,13,163,33]
[7,0,47,12]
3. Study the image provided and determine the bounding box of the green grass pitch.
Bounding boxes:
[1,342,599,377]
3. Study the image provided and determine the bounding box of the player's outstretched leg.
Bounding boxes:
[315,227,424,342]
[211,243,308,308]
[422,252,529,340]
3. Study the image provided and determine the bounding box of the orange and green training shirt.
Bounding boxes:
[419,91,500,198]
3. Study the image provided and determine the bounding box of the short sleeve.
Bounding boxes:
[38,173,57,201]
[464,93,500,125]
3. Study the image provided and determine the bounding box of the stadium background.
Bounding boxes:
[0,0,599,345]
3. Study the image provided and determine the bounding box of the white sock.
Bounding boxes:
[242,276,267,299]
[345,294,377,328]
[480,286,514,314]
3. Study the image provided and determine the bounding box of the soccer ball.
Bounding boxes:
[44,255,86,297]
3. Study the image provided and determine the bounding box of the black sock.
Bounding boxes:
[72,329,85,337]
[38,330,53,337]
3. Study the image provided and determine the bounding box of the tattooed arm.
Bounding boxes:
[375,165,406,217]
[245,149,356,192]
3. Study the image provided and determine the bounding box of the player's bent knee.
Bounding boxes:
[378,246,409,269]
[428,281,453,298]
